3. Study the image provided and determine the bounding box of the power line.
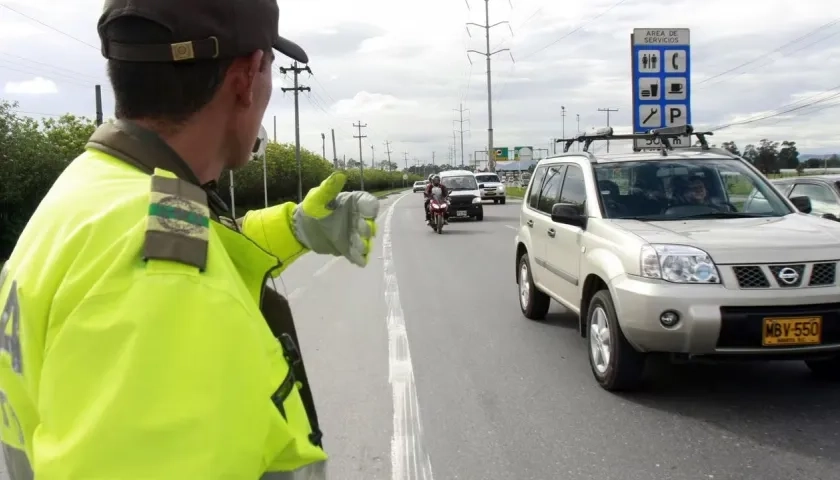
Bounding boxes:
[698,19,840,86]
[0,4,99,50]
[712,86,840,131]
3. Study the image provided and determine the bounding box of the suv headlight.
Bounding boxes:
[640,244,720,284]
[472,197,482,203]
[498,185,505,191]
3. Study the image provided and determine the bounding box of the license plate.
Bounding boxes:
[762,316,822,346]
[456,211,467,217]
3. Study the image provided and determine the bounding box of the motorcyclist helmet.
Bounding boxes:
[431,174,441,185]
[428,174,434,182]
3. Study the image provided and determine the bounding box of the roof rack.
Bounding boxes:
[555,125,713,154]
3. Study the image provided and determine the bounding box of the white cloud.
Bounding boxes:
[2,0,840,159]
[4,76,58,94]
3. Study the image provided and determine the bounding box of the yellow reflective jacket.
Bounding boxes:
[0,121,327,479]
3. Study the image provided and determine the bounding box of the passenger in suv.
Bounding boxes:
[514,141,840,391]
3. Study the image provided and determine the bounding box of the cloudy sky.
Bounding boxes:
[2,0,840,167]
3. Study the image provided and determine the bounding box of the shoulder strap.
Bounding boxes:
[143,169,210,270]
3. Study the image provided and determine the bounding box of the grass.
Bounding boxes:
[371,187,407,198]
[507,187,526,198]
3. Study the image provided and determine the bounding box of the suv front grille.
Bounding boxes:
[730,262,837,289]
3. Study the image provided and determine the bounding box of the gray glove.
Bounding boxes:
[291,173,379,267]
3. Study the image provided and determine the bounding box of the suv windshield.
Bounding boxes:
[475,174,499,183]
[414,181,425,186]
[441,175,478,191]
[592,158,792,220]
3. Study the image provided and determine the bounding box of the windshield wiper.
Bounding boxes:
[670,212,768,219]
[613,215,662,221]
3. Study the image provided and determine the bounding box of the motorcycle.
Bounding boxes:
[428,187,449,234]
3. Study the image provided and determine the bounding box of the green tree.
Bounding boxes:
[755,139,779,173]
[778,141,799,169]
[721,141,740,157]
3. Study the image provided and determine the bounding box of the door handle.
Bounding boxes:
[526,220,534,227]
[547,228,556,237]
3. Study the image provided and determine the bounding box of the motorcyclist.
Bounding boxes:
[424,174,449,224]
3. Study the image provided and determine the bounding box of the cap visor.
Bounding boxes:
[274,36,308,64]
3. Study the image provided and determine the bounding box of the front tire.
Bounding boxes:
[587,290,646,391]
[436,214,444,234]
[475,210,484,221]
[517,253,550,320]
[500,197,506,205]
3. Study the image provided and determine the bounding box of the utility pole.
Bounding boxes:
[403,152,409,172]
[321,133,326,160]
[273,116,277,142]
[331,129,338,169]
[454,103,470,166]
[467,0,512,172]
[432,151,435,166]
[576,114,580,151]
[598,107,618,152]
[95,85,103,126]
[561,106,566,139]
[353,121,367,190]
[384,140,393,171]
[278,62,311,202]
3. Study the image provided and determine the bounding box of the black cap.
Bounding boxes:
[98,0,308,64]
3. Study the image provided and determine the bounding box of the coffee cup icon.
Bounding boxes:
[669,82,683,94]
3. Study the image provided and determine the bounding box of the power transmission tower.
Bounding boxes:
[384,140,393,171]
[597,107,619,152]
[370,145,375,169]
[353,121,367,190]
[454,103,470,166]
[466,0,513,173]
[278,62,311,202]
[403,152,409,171]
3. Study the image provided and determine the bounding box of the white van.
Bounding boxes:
[439,169,484,220]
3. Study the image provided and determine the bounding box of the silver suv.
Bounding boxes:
[514,127,840,391]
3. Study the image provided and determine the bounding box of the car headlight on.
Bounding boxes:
[498,185,505,192]
[472,197,482,203]
[640,244,720,283]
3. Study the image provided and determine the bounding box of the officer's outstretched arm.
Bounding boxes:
[34,271,289,478]
[240,201,308,274]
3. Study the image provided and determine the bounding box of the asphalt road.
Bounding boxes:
[5,192,840,479]
[287,192,840,480]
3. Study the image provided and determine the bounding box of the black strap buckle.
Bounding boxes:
[279,333,302,366]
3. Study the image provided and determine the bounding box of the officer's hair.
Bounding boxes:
[104,17,269,127]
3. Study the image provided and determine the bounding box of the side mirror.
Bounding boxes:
[822,213,839,221]
[478,184,485,188]
[790,195,812,214]
[551,203,586,228]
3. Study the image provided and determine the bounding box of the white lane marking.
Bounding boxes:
[288,287,304,301]
[314,257,340,277]
[505,225,517,230]
[383,193,434,480]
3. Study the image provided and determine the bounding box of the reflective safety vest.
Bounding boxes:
[0,124,327,478]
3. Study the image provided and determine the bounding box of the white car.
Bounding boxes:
[439,169,484,220]
[515,125,840,391]
[474,173,506,204]
[413,180,427,193]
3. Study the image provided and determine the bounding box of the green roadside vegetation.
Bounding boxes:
[0,100,422,262]
[507,187,526,198]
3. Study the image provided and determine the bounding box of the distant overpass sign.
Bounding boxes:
[631,28,692,151]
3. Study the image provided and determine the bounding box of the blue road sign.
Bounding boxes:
[631,28,691,149]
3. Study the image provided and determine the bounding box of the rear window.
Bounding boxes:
[475,174,500,183]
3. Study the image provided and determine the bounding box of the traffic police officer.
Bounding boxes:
[0,0,378,477]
